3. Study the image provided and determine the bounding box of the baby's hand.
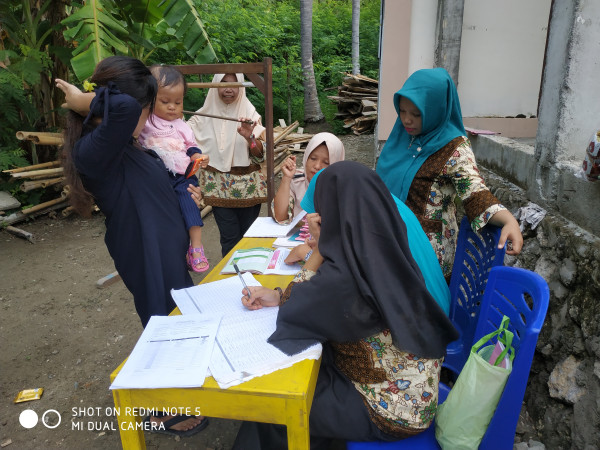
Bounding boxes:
[281,156,297,179]
[199,154,209,168]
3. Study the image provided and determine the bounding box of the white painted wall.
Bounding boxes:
[457,0,551,117]
[553,0,600,161]
[407,0,437,75]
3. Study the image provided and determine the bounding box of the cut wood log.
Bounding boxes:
[96,271,122,289]
[274,121,299,145]
[5,226,34,243]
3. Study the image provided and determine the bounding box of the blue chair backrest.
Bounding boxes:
[346,266,550,450]
[445,216,506,375]
[475,266,550,449]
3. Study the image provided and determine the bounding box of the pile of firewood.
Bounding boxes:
[1,132,75,227]
[328,73,378,135]
[270,120,313,174]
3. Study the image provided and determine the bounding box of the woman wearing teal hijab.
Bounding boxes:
[376,68,522,280]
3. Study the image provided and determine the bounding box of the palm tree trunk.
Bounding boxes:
[352,0,361,75]
[300,0,324,123]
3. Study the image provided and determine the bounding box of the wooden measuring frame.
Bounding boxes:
[175,59,275,216]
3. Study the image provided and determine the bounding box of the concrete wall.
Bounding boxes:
[458,0,550,117]
[470,135,600,237]
[478,163,600,449]
[407,0,437,75]
[377,0,551,141]
[536,0,600,163]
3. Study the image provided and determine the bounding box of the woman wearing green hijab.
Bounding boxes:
[376,68,522,280]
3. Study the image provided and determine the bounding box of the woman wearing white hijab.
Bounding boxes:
[272,132,345,223]
[188,73,267,256]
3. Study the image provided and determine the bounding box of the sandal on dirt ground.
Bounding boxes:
[144,415,209,437]
[187,245,210,273]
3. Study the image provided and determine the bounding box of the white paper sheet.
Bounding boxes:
[171,274,322,388]
[110,314,220,389]
[243,211,307,237]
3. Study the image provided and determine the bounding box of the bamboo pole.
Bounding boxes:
[61,206,74,217]
[183,111,254,124]
[20,177,64,192]
[41,177,65,188]
[22,197,68,215]
[10,168,63,178]
[187,81,255,89]
[20,180,45,192]
[3,160,61,174]
[15,131,63,146]
[1,201,69,226]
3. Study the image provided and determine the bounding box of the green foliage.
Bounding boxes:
[62,0,217,81]
[187,0,380,128]
[0,67,38,135]
[0,148,29,173]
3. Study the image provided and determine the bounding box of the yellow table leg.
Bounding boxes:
[112,389,146,450]
[285,399,311,450]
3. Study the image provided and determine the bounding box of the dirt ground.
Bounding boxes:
[0,133,375,449]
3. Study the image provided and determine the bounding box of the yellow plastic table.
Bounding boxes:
[110,238,321,449]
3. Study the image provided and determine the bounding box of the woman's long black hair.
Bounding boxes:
[61,56,157,216]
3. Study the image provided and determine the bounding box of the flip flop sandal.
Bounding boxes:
[187,245,210,273]
[144,415,209,437]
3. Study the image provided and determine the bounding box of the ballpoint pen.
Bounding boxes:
[233,262,251,299]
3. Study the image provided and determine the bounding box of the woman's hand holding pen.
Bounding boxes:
[241,286,280,310]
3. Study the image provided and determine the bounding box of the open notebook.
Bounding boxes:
[221,247,302,275]
[243,211,307,237]
[171,273,322,388]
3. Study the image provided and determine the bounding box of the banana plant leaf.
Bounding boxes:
[62,0,216,81]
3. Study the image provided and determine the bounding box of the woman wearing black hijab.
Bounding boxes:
[234,162,458,448]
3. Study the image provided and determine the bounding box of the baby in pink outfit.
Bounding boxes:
[139,65,210,272]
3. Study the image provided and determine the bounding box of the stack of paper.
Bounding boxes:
[171,274,322,388]
[110,315,220,389]
[243,211,307,238]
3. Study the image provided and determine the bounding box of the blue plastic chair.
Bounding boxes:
[445,216,506,376]
[347,266,550,450]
